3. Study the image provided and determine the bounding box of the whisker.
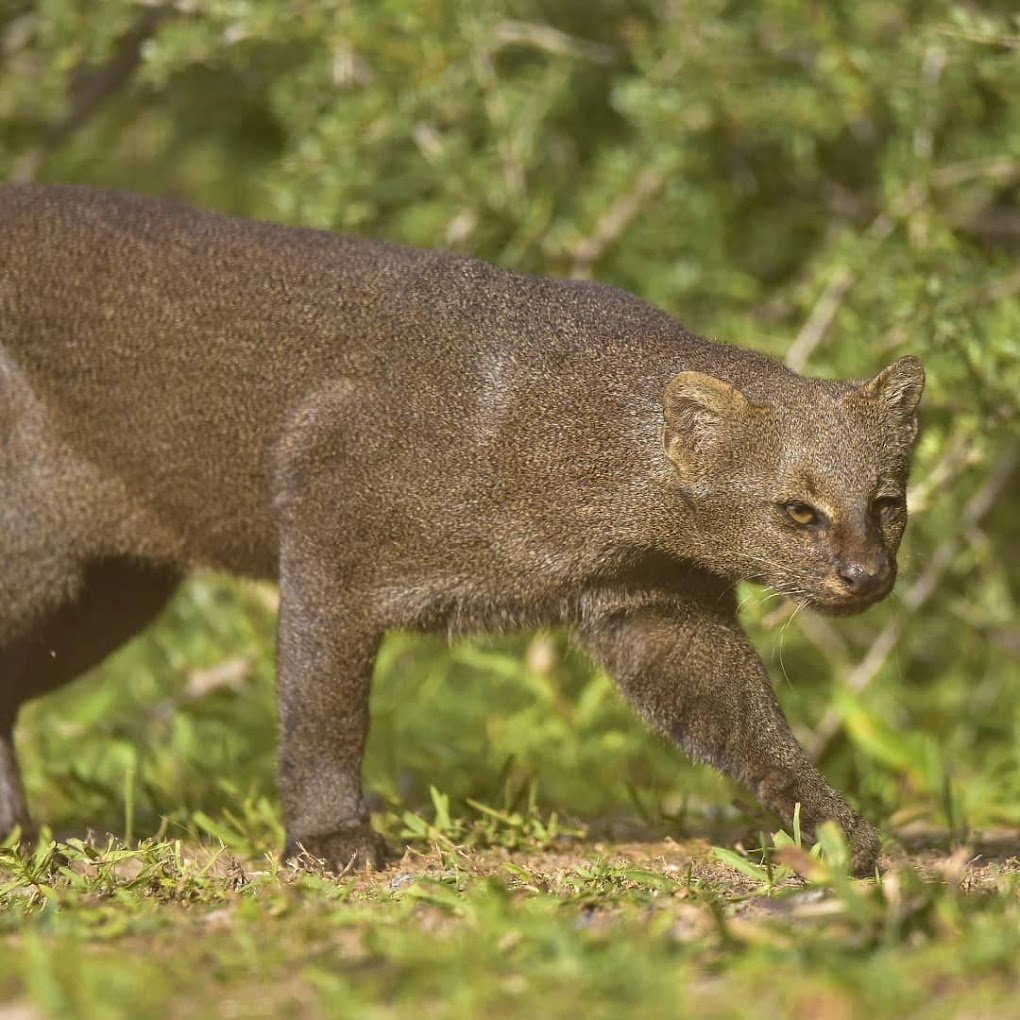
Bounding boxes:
[776,597,812,689]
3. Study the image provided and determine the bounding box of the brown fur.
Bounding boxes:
[0,185,924,874]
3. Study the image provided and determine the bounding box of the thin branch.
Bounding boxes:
[906,431,975,516]
[807,445,1020,760]
[933,26,1020,49]
[795,613,852,663]
[965,265,1020,306]
[784,267,854,373]
[471,35,525,199]
[491,20,618,65]
[785,155,1020,373]
[570,166,667,279]
[10,6,170,184]
[784,206,901,372]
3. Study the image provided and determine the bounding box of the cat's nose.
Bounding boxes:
[838,560,888,596]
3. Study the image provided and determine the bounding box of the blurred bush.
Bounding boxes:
[3,0,1018,837]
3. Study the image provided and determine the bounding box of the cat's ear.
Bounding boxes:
[662,372,754,476]
[853,356,925,441]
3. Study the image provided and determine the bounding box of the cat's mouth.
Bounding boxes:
[810,592,886,616]
[749,563,894,616]
[809,580,894,616]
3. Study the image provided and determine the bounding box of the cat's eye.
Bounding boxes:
[873,496,903,522]
[784,501,819,526]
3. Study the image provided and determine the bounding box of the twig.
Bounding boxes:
[785,154,1020,373]
[905,431,975,516]
[10,6,170,184]
[795,613,852,663]
[784,207,901,372]
[784,267,854,373]
[471,34,525,199]
[491,20,617,65]
[570,166,667,279]
[964,265,1020,306]
[807,445,1020,760]
[933,26,1020,49]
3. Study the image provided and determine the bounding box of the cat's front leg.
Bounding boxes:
[577,600,880,876]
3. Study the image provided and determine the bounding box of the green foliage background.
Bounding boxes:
[2,0,1019,843]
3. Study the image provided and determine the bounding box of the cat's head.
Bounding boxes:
[661,356,925,614]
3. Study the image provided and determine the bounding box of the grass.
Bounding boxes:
[2,574,1019,1018]
[1,830,1018,1019]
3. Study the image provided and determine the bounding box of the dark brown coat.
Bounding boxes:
[0,186,924,873]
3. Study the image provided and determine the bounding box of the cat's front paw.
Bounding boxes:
[846,816,882,877]
[285,822,396,874]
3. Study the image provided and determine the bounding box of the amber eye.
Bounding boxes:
[784,501,819,526]
[873,496,903,522]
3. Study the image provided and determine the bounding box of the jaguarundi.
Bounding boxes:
[0,185,924,875]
